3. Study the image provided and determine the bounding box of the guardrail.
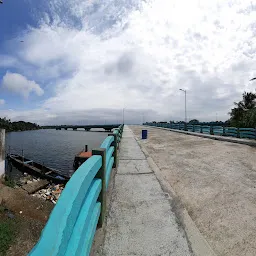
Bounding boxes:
[144,123,256,140]
[29,124,124,256]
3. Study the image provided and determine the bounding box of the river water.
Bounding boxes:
[5,129,108,177]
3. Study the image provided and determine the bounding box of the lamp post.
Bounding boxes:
[122,108,125,124]
[179,89,187,123]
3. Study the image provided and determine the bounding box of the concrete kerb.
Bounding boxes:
[133,131,217,256]
[144,125,256,147]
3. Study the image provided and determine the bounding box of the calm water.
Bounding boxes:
[5,129,108,176]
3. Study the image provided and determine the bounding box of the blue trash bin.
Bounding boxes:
[142,129,148,139]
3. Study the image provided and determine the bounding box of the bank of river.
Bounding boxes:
[5,129,108,176]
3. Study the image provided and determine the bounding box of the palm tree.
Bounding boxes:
[229,92,256,127]
[234,92,256,111]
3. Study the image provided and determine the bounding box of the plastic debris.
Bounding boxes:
[15,173,65,204]
[17,175,41,186]
[33,184,65,204]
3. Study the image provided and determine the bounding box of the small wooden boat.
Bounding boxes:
[7,154,70,184]
[73,150,92,171]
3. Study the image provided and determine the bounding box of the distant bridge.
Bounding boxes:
[42,124,121,132]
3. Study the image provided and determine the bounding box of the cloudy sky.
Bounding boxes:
[0,0,256,125]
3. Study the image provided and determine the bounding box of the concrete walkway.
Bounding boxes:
[102,126,192,256]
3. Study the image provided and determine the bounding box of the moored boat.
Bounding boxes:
[6,154,70,184]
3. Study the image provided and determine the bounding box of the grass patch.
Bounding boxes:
[0,206,5,213]
[2,176,16,188]
[0,216,17,256]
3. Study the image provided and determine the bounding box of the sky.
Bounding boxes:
[0,0,256,125]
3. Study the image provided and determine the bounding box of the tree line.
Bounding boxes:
[0,117,40,132]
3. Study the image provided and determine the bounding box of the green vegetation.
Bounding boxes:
[0,117,40,132]
[2,176,16,188]
[0,217,17,256]
[229,92,256,128]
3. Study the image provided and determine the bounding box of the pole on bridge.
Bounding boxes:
[109,133,118,168]
[122,108,126,124]
[92,148,106,228]
[179,89,187,123]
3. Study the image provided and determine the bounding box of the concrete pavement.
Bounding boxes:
[101,126,193,256]
[130,125,256,256]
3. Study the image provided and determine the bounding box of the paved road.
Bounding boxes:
[102,126,192,255]
[130,125,256,256]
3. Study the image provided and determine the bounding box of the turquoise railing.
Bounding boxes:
[212,126,224,136]
[239,128,256,139]
[201,125,211,134]
[144,123,256,140]
[29,124,124,256]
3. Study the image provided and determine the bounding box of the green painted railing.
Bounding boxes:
[144,123,256,140]
[29,124,124,256]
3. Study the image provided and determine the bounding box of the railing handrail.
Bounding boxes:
[29,124,124,256]
[29,155,102,255]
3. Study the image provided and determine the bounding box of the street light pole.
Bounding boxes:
[123,108,125,124]
[179,89,187,123]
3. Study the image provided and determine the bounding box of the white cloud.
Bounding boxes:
[0,55,18,68]
[2,72,44,98]
[0,99,5,105]
[1,0,256,124]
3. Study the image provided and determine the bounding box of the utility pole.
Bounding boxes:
[179,89,187,123]
[122,108,125,124]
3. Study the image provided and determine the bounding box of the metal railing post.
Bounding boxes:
[92,148,106,228]
[210,125,213,135]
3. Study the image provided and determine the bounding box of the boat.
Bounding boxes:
[6,154,70,184]
[73,150,92,171]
